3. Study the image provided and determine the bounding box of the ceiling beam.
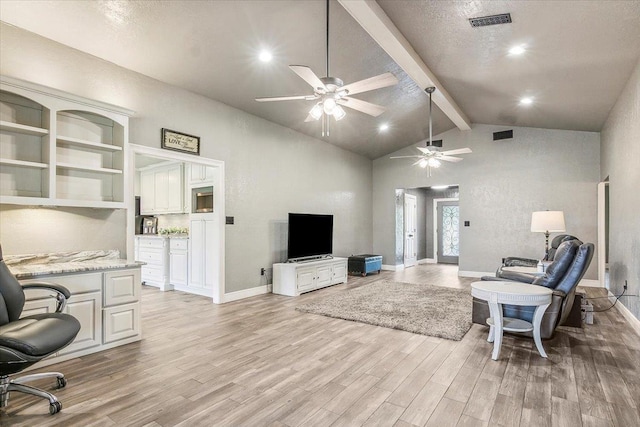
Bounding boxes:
[339,0,471,131]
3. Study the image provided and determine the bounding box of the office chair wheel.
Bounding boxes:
[56,377,67,389]
[49,401,62,415]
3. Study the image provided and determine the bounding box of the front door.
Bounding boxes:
[437,200,459,264]
[404,194,418,268]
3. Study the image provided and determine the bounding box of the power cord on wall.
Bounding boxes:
[592,280,631,312]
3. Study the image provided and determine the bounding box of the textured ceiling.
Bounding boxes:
[1,0,639,159]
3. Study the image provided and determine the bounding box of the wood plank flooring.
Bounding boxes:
[2,264,639,426]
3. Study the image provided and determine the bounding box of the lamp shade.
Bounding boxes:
[531,211,566,233]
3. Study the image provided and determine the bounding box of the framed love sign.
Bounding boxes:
[161,128,200,155]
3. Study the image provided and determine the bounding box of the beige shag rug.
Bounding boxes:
[296,280,472,341]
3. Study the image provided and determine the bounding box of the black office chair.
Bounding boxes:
[0,245,81,414]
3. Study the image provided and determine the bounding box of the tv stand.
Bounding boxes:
[287,255,333,263]
[273,257,347,296]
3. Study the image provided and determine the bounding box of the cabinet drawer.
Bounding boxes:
[21,272,102,298]
[170,238,188,250]
[137,238,166,249]
[141,265,164,281]
[137,250,164,265]
[104,269,140,307]
[103,302,141,344]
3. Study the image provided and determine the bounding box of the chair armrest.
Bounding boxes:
[22,282,71,312]
[503,257,538,267]
[497,270,537,284]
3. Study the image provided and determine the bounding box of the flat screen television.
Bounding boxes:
[287,213,333,261]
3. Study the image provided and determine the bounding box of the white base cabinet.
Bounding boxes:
[20,267,142,370]
[169,237,188,287]
[187,217,216,297]
[135,236,170,291]
[273,257,348,296]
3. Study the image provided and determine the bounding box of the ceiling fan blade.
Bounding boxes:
[289,65,326,91]
[337,97,385,117]
[255,95,316,102]
[412,159,426,166]
[304,114,318,122]
[441,148,472,156]
[439,156,464,162]
[341,72,398,96]
[389,155,423,159]
[416,146,435,154]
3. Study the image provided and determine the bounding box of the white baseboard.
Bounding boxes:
[418,258,436,265]
[382,264,405,271]
[607,291,640,337]
[223,284,272,303]
[458,270,494,278]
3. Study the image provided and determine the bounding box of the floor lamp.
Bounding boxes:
[531,211,566,258]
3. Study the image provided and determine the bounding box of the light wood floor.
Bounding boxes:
[2,264,639,426]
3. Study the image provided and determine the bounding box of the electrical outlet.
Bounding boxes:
[624,280,628,291]
[260,268,266,276]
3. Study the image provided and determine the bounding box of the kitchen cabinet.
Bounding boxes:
[1,75,132,208]
[188,164,215,185]
[139,163,185,215]
[169,237,188,287]
[135,236,170,291]
[188,218,216,296]
[273,258,348,296]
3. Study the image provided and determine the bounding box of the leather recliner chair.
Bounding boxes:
[502,234,580,267]
[473,240,594,339]
[0,245,81,414]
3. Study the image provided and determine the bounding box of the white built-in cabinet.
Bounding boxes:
[139,162,185,214]
[169,237,189,287]
[187,217,216,296]
[188,164,215,185]
[135,236,170,291]
[20,268,141,369]
[0,76,132,208]
[273,258,348,296]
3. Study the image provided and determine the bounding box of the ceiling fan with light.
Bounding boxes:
[255,0,398,136]
[390,87,471,176]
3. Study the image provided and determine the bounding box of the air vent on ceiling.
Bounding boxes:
[469,13,512,28]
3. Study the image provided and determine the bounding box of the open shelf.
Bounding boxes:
[0,120,49,136]
[57,135,122,151]
[57,162,123,174]
[0,158,48,169]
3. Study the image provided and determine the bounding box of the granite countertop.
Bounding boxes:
[6,250,142,280]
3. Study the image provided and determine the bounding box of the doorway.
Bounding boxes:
[597,180,609,288]
[435,199,459,264]
[128,144,226,303]
[404,193,418,268]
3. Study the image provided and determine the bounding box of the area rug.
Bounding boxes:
[296,280,472,341]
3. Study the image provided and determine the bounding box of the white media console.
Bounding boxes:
[273,257,348,296]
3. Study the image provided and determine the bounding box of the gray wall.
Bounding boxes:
[600,57,640,320]
[373,124,600,279]
[0,24,373,293]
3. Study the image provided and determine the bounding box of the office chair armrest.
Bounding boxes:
[552,289,567,298]
[22,282,72,312]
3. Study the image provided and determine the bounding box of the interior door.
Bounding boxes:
[404,193,418,267]
[437,200,460,264]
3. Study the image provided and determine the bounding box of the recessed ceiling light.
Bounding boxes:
[379,123,389,131]
[509,45,526,55]
[258,50,272,62]
[520,97,533,106]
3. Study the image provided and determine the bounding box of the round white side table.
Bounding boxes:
[471,281,553,361]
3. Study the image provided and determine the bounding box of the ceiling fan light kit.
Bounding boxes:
[390,86,471,176]
[255,0,398,136]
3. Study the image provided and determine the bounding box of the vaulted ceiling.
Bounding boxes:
[1,0,639,159]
